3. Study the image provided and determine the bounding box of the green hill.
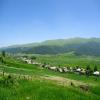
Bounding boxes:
[1,37,100,56]
[0,55,100,100]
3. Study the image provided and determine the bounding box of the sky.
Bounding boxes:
[0,0,100,47]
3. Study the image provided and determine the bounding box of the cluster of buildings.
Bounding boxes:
[20,57,100,77]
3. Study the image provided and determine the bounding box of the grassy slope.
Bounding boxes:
[0,55,100,81]
[36,53,100,69]
[0,55,100,100]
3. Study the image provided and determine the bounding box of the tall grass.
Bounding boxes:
[0,79,100,100]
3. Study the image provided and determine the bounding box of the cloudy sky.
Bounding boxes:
[0,0,100,47]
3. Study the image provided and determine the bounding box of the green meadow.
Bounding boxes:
[0,54,100,100]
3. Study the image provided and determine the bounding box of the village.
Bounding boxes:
[20,56,100,77]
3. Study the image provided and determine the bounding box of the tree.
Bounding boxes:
[2,51,6,57]
[0,56,5,76]
[31,56,36,60]
[86,65,90,70]
[94,65,98,72]
[0,56,4,63]
[86,65,91,77]
[0,56,2,62]
[1,51,6,77]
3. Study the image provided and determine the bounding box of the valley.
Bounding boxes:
[0,52,100,100]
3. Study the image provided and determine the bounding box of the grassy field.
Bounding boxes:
[0,54,100,100]
[35,53,100,69]
[0,78,100,100]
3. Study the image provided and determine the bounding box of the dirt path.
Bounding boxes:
[0,70,92,86]
[40,75,96,87]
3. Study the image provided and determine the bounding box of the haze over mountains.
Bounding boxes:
[1,37,100,56]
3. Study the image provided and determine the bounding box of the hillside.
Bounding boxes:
[0,55,100,100]
[1,38,100,56]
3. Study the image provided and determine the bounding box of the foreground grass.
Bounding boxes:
[0,78,100,100]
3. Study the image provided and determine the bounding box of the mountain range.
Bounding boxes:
[1,37,100,56]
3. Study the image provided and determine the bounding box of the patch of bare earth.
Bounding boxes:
[39,75,95,87]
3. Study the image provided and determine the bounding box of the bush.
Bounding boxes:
[0,75,18,88]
